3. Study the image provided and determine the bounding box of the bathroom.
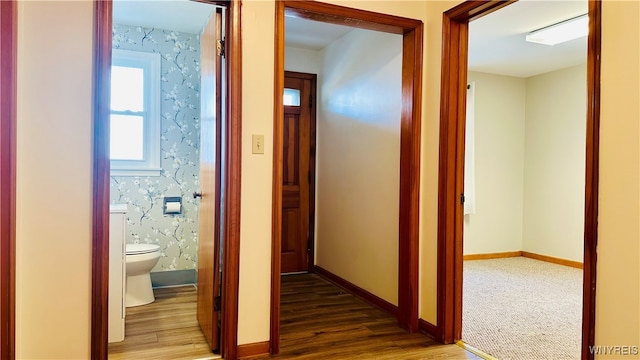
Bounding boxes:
[107,0,219,355]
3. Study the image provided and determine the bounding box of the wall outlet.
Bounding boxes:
[252,134,265,154]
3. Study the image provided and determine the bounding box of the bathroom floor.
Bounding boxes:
[108,285,221,360]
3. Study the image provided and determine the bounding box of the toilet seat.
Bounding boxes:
[126,243,160,255]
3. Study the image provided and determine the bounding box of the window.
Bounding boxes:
[110,49,161,176]
[283,88,300,106]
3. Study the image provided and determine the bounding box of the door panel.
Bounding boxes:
[281,73,314,273]
[197,8,222,351]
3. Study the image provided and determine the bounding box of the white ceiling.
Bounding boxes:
[285,16,354,51]
[113,0,588,78]
[469,0,588,77]
[113,0,214,34]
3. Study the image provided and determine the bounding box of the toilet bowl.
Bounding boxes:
[125,243,161,307]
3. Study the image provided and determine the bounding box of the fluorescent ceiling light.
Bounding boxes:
[526,14,588,46]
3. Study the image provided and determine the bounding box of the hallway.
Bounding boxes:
[248,273,480,359]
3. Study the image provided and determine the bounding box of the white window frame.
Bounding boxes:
[110,49,161,177]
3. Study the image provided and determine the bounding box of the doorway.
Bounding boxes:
[460,1,588,357]
[92,1,243,359]
[281,71,316,274]
[271,0,423,354]
[107,0,222,356]
[436,1,601,359]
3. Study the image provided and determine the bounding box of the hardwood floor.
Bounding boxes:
[108,285,219,360]
[246,273,481,360]
[108,275,480,360]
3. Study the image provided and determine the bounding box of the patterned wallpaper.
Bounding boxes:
[111,24,201,272]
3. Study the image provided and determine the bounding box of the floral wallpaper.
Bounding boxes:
[111,24,201,272]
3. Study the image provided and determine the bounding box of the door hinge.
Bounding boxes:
[216,38,225,57]
[460,193,465,205]
[214,295,221,311]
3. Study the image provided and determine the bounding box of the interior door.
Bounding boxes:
[281,72,316,274]
[197,7,224,352]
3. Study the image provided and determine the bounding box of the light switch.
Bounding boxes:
[252,134,265,154]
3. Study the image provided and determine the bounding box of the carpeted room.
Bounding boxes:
[462,2,587,358]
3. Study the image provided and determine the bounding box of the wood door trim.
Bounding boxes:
[91,1,113,357]
[272,0,423,354]
[91,1,243,359]
[283,0,421,35]
[212,7,224,349]
[222,1,243,358]
[270,1,285,353]
[436,1,601,359]
[0,1,17,358]
[237,341,270,358]
[582,1,601,358]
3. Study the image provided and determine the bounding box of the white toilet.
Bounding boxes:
[125,243,161,307]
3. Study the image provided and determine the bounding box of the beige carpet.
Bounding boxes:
[462,257,582,360]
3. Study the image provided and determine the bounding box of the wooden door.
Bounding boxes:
[281,72,316,274]
[197,7,223,352]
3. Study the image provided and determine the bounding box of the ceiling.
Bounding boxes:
[113,0,214,34]
[285,16,354,51]
[113,0,588,78]
[469,0,588,77]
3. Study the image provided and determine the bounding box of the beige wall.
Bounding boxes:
[594,0,640,355]
[464,66,586,262]
[523,64,586,262]
[463,72,526,255]
[12,0,638,356]
[314,28,402,305]
[237,0,275,345]
[16,1,93,358]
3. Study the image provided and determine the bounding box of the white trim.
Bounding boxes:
[110,49,161,176]
[110,167,162,177]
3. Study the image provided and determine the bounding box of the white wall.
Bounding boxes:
[285,46,321,75]
[523,64,586,262]
[463,72,526,255]
[16,2,93,358]
[314,28,402,305]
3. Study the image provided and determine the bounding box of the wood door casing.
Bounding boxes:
[281,72,316,274]
[437,1,601,358]
[197,7,222,352]
[0,1,17,359]
[272,4,423,353]
[93,2,244,359]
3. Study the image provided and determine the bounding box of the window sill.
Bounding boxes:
[110,167,162,177]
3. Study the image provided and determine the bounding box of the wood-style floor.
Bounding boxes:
[109,274,480,360]
[246,274,481,360]
[108,285,219,360]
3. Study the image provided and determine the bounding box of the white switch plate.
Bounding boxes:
[252,134,265,154]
